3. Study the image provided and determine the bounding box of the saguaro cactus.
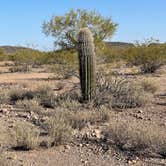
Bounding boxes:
[77,28,96,101]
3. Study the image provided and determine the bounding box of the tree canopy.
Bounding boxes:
[42,9,118,49]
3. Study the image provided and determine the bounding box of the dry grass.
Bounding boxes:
[0,126,12,148]
[66,108,110,130]
[15,99,44,114]
[141,79,158,94]
[35,85,57,108]
[13,121,40,150]
[9,64,31,73]
[9,88,34,102]
[103,119,166,157]
[56,96,82,111]
[0,89,9,104]
[46,115,73,146]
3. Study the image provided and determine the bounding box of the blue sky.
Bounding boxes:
[0,0,165,50]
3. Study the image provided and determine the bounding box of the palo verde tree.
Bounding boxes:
[42,9,118,49]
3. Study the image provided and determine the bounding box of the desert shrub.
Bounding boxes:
[0,126,12,148]
[9,88,34,102]
[51,50,78,79]
[46,115,73,146]
[52,63,78,79]
[56,95,82,111]
[67,108,110,130]
[55,82,65,90]
[124,43,166,73]
[94,74,150,109]
[103,120,166,157]
[100,47,128,64]
[9,64,30,73]
[35,85,57,108]
[15,99,43,114]
[0,89,9,104]
[9,49,48,66]
[13,121,40,150]
[141,79,158,94]
[0,49,10,61]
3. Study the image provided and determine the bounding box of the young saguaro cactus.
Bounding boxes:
[77,28,96,101]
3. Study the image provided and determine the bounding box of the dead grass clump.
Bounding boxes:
[9,64,30,73]
[0,89,9,104]
[35,85,57,108]
[46,115,73,146]
[103,120,166,157]
[95,75,150,109]
[67,108,110,130]
[15,99,43,114]
[57,97,82,111]
[9,88,34,102]
[0,126,12,148]
[13,121,40,150]
[52,63,77,79]
[141,79,158,94]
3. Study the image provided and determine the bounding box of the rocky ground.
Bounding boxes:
[0,62,165,166]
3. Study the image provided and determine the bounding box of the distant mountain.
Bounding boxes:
[0,46,34,54]
[105,42,134,48]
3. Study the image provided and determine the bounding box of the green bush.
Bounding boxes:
[0,49,9,61]
[124,44,166,73]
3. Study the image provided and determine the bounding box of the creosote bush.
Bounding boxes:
[94,74,150,109]
[13,121,40,150]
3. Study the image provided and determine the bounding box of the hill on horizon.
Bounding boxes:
[1,42,165,54]
[0,46,36,54]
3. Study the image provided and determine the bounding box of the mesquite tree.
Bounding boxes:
[43,9,117,49]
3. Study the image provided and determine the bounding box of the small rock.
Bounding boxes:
[40,140,50,148]
[79,144,83,147]
[64,145,70,150]
[40,117,49,122]
[94,129,102,139]
[137,110,143,113]
[0,108,9,114]
[17,112,30,119]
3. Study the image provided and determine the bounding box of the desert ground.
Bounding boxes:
[0,61,165,166]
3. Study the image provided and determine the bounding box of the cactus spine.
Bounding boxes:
[77,28,96,101]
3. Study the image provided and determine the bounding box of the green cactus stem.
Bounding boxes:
[77,28,96,101]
